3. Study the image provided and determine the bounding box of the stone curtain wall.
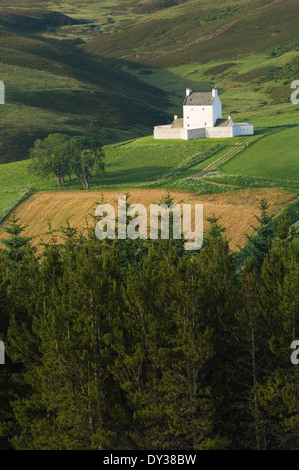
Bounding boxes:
[154,126,184,139]
[233,124,254,136]
[154,125,253,139]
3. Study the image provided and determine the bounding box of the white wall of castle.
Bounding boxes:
[154,124,253,140]
[183,95,222,129]
[183,105,213,129]
[153,125,183,139]
[154,126,234,140]
[212,95,222,125]
[233,124,254,136]
[205,127,233,138]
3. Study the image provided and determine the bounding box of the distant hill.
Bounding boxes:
[82,0,299,66]
[0,0,298,163]
[0,7,170,163]
[0,9,79,32]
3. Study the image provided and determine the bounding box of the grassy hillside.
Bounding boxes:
[221,127,299,182]
[0,135,233,219]
[0,0,298,236]
[0,0,297,164]
[0,136,249,222]
[77,0,299,127]
[81,0,299,66]
[0,6,171,163]
[0,127,298,225]
[201,125,299,193]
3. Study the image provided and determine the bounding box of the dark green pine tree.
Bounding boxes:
[191,217,239,447]
[157,239,231,450]
[233,217,299,450]
[0,250,13,449]
[0,216,34,264]
[0,218,39,449]
[9,229,129,450]
[2,203,297,450]
[110,240,181,449]
[233,256,266,450]
[254,227,299,449]
[244,199,274,274]
[110,218,236,450]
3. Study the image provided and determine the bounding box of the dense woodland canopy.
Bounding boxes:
[0,200,298,450]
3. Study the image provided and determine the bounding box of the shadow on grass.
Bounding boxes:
[42,166,174,190]
[254,123,299,136]
[91,165,173,186]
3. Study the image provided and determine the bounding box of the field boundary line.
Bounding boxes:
[0,188,35,226]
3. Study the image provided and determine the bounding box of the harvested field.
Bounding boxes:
[0,188,296,251]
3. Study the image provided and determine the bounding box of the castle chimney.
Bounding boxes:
[174,115,178,120]
[186,88,192,96]
[212,87,218,97]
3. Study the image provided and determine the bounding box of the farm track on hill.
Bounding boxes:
[191,125,292,187]
[191,136,257,186]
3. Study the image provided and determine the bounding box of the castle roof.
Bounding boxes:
[171,118,183,128]
[214,118,229,127]
[184,92,214,106]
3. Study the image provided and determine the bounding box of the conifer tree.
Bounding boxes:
[0,218,39,449]
[255,231,299,449]
[233,257,266,449]
[9,231,128,449]
[244,199,274,274]
[1,202,298,450]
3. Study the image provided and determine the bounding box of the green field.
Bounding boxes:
[220,127,299,183]
[0,0,299,223]
[0,137,224,190]
[0,134,251,217]
[0,190,27,222]
[102,137,229,186]
[1,124,298,220]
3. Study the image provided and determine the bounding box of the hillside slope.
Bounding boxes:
[82,0,299,66]
[0,8,170,163]
[0,0,298,164]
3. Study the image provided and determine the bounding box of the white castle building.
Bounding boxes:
[154,87,253,140]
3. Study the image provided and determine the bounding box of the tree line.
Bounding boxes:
[0,199,298,450]
[29,134,105,189]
